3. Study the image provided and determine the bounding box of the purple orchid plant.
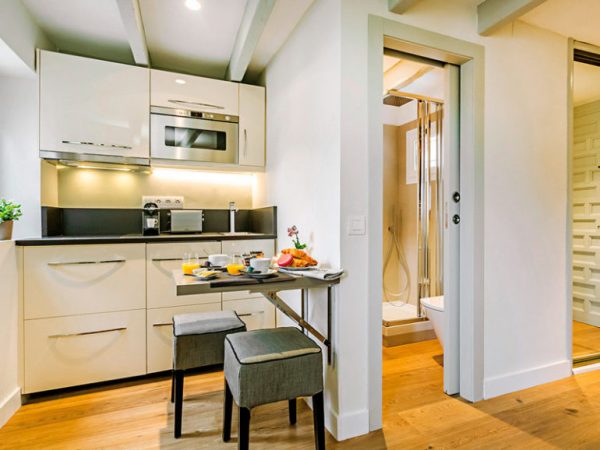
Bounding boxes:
[287,225,307,250]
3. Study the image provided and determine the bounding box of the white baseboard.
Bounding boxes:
[573,361,600,375]
[484,360,571,399]
[326,407,370,441]
[0,387,21,429]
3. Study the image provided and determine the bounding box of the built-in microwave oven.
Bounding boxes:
[150,106,238,165]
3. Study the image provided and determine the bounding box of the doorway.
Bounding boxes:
[380,49,458,395]
[571,42,600,369]
[366,17,485,430]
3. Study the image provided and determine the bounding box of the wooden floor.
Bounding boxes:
[573,320,600,359]
[4,339,600,448]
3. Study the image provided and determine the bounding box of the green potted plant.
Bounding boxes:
[0,199,23,240]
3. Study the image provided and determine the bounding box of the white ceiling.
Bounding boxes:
[521,0,600,48]
[20,0,313,81]
[383,55,444,100]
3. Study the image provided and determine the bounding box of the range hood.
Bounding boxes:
[40,150,150,172]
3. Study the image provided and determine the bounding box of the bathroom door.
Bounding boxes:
[443,64,460,395]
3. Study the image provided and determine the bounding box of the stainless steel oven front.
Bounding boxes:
[150,106,238,164]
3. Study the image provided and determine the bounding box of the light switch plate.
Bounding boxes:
[142,196,184,209]
[347,215,366,236]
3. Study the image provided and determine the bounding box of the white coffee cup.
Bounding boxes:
[250,257,271,272]
[208,254,231,267]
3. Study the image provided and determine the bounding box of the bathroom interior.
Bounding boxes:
[572,47,600,369]
[381,49,445,356]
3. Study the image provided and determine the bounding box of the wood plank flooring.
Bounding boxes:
[4,338,600,448]
[573,320,600,359]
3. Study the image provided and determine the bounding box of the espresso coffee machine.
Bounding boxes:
[142,202,160,236]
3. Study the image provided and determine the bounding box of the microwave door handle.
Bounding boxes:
[168,99,225,110]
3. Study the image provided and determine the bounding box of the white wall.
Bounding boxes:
[0,0,52,74]
[0,75,41,239]
[0,241,20,428]
[259,0,571,440]
[258,0,345,439]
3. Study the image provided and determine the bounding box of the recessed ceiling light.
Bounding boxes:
[175,79,186,85]
[185,0,201,11]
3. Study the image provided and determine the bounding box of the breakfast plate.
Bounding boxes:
[191,268,220,281]
[276,266,317,272]
[240,269,278,279]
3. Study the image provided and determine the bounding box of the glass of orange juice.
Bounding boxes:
[182,253,201,275]
[226,255,245,276]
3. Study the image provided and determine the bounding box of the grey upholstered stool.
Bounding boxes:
[222,327,325,450]
[171,310,246,439]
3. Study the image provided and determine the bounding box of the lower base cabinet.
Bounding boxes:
[146,303,222,373]
[24,309,146,394]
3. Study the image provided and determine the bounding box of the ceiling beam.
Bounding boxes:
[116,0,149,66]
[388,0,422,14]
[226,0,275,82]
[477,0,547,36]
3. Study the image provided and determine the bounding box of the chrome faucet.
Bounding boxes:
[229,201,238,233]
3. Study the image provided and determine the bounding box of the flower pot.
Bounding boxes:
[0,221,14,240]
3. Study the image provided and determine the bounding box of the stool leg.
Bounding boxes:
[312,392,325,450]
[289,398,297,425]
[223,380,233,442]
[170,370,175,403]
[174,370,184,439]
[238,407,251,450]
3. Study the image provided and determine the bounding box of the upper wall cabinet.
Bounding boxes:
[151,70,238,116]
[39,51,150,163]
[239,84,265,167]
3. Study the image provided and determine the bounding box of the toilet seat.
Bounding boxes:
[421,296,444,312]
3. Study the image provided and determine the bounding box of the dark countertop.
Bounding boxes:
[15,232,277,246]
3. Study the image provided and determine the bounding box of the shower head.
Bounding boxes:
[383,93,413,107]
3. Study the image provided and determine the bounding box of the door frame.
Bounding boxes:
[567,39,600,371]
[367,16,485,430]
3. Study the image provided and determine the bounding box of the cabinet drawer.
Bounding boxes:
[223,298,275,331]
[24,309,146,393]
[222,239,275,301]
[24,244,145,319]
[151,69,238,115]
[147,303,222,373]
[147,241,221,308]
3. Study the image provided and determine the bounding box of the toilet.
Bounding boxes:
[421,296,444,348]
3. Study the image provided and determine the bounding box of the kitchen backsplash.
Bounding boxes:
[41,164,254,209]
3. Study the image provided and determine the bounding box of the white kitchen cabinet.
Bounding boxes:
[238,84,265,167]
[39,51,149,160]
[222,298,276,331]
[24,244,145,319]
[147,241,222,308]
[147,303,222,373]
[151,69,238,116]
[222,239,275,301]
[24,309,146,393]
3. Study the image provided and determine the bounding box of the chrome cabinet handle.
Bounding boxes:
[151,257,208,262]
[48,259,126,266]
[49,327,127,339]
[62,140,132,150]
[152,322,172,327]
[243,129,248,157]
[168,99,225,110]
